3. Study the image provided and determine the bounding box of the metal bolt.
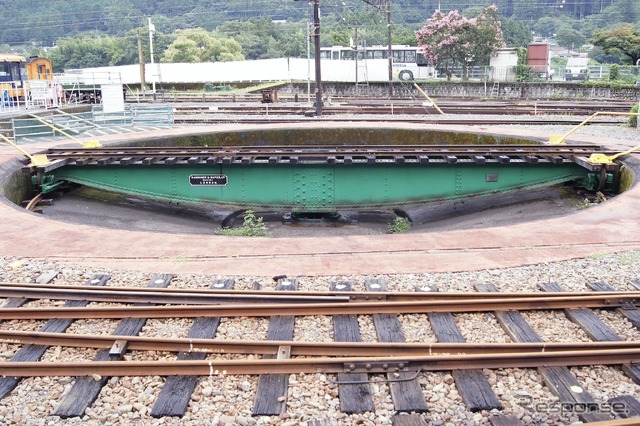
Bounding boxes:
[349,364,356,370]
[398,363,405,368]
[365,364,372,370]
[382,364,389,369]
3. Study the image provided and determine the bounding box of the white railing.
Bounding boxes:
[0,82,24,114]
[58,70,122,86]
[1,80,69,114]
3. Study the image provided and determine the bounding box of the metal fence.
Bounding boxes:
[433,64,640,83]
[93,105,175,128]
[12,105,174,143]
[0,81,67,115]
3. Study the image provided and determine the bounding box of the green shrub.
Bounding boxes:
[630,102,639,128]
[218,210,271,237]
[514,64,532,82]
[609,64,619,81]
[388,216,411,234]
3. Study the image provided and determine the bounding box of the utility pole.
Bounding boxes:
[137,30,146,93]
[313,0,322,117]
[307,4,311,103]
[295,0,321,115]
[354,26,359,93]
[386,0,392,96]
[148,16,156,101]
[361,0,393,96]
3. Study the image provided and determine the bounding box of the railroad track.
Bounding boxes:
[159,96,635,113]
[1,273,639,424]
[174,115,626,126]
[164,98,637,124]
[24,144,618,174]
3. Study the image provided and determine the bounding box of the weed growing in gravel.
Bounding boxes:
[588,252,608,260]
[388,216,411,234]
[618,250,640,266]
[571,198,593,209]
[218,210,271,237]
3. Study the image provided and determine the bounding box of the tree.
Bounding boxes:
[589,45,621,64]
[591,24,640,65]
[416,10,474,80]
[533,17,563,38]
[416,6,505,80]
[469,5,506,65]
[556,27,587,52]
[501,18,532,48]
[217,18,282,60]
[161,28,244,63]
[47,36,120,71]
[104,0,139,36]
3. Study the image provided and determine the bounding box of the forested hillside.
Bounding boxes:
[1,0,638,70]
[1,0,636,45]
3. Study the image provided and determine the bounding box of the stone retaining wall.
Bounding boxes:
[285,82,640,100]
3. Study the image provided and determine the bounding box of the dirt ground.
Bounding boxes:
[37,185,593,238]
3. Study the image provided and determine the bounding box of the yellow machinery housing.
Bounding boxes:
[0,53,52,101]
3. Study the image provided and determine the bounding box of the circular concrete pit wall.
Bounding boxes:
[1,125,634,234]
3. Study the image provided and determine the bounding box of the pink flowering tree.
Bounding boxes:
[416,5,505,80]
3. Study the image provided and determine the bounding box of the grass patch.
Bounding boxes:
[218,210,271,237]
[388,216,411,234]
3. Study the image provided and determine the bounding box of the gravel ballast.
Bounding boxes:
[0,250,639,426]
[1,119,639,424]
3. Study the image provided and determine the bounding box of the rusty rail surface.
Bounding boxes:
[173,116,626,125]
[23,143,617,174]
[1,348,638,377]
[1,283,635,305]
[36,144,611,160]
[0,329,637,357]
[0,294,637,319]
[0,284,350,304]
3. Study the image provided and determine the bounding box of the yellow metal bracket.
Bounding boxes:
[548,111,640,165]
[28,113,102,148]
[587,144,640,165]
[549,111,640,145]
[0,133,49,166]
[413,83,445,115]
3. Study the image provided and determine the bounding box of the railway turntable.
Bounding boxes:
[23,142,622,224]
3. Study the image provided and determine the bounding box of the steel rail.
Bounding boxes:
[0,285,351,304]
[0,283,636,305]
[173,117,625,126]
[0,295,636,320]
[0,329,637,357]
[587,419,640,426]
[39,144,607,157]
[1,348,638,377]
[169,100,634,111]
[31,145,616,169]
[173,108,629,117]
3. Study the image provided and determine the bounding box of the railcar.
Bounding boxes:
[0,53,53,105]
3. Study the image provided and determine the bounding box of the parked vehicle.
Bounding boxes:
[526,43,552,79]
[565,57,589,81]
[320,45,437,81]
